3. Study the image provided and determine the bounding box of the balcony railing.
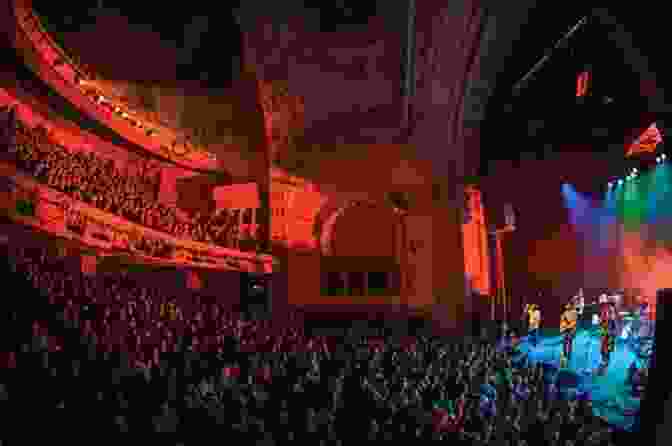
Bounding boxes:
[11,0,222,172]
[0,160,274,272]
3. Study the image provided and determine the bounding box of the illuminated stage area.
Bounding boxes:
[561,149,670,318]
[504,323,653,432]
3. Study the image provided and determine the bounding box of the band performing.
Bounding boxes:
[520,290,653,376]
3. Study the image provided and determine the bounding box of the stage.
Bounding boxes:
[504,325,652,432]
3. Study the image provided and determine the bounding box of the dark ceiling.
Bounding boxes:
[30,1,388,89]
[479,5,667,176]
[28,2,668,179]
[31,2,243,88]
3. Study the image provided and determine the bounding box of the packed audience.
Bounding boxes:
[0,238,625,443]
[0,106,259,252]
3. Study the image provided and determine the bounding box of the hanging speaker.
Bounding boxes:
[504,203,515,228]
[241,272,271,318]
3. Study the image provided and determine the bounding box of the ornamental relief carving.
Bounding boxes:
[258,80,305,164]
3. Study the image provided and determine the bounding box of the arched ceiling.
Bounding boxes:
[478,5,666,176]
[29,2,668,182]
[31,1,242,89]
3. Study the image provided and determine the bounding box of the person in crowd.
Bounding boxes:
[1,236,624,442]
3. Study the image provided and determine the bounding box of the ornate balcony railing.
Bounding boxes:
[11,0,223,172]
[0,160,274,273]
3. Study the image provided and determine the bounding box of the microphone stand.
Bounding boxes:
[579,327,594,376]
[578,304,597,376]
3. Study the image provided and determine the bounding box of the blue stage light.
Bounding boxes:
[618,179,624,185]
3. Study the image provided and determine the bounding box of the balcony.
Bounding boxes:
[10,0,226,172]
[0,106,273,272]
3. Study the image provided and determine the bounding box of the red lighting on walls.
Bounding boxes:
[576,71,590,97]
[627,122,663,157]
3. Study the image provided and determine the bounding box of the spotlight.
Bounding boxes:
[657,156,662,163]
[663,153,667,160]
[608,181,613,188]
[632,168,638,173]
[618,179,624,185]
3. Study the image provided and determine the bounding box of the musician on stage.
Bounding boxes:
[597,294,618,375]
[636,300,651,339]
[560,300,578,368]
[524,304,541,347]
[520,304,529,333]
[575,289,585,316]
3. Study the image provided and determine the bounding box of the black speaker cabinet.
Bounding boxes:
[241,273,271,319]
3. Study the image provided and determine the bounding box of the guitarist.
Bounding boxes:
[560,300,578,368]
[597,294,618,375]
[525,304,541,347]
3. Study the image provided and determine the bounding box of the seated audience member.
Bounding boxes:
[4,118,254,251]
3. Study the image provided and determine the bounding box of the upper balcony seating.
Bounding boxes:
[1,105,261,254]
[11,0,220,170]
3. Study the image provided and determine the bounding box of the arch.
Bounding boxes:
[317,199,399,257]
[312,198,345,249]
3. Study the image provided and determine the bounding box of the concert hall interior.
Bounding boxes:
[0,1,669,442]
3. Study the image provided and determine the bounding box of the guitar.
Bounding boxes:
[528,310,540,330]
[560,308,577,333]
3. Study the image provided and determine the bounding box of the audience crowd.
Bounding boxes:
[0,237,622,444]
[0,106,259,252]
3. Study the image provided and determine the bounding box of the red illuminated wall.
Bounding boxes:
[462,186,490,296]
[331,204,397,258]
